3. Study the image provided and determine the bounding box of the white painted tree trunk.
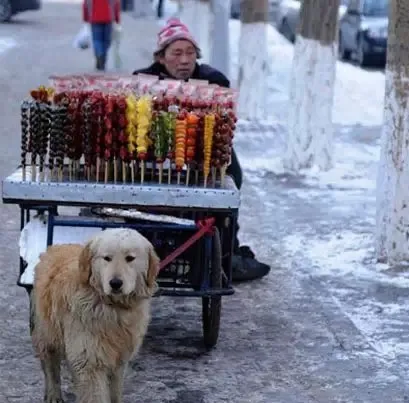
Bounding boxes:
[377,69,409,265]
[375,70,395,263]
[284,36,336,172]
[237,22,269,121]
[179,0,212,63]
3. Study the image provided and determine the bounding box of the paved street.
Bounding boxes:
[1,2,409,403]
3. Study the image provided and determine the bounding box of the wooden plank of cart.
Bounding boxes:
[2,165,240,348]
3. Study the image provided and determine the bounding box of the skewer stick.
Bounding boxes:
[131,161,135,184]
[186,166,190,186]
[104,161,109,184]
[113,157,118,184]
[204,175,208,188]
[211,167,216,187]
[159,163,163,184]
[122,162,126,183]
[195,169,199,186]
[168,164,171,185]
[32,162,37,182]
[177,171,181,185]
[96,157,100,183]
[220,164,227,188]
[141,161,145,184]
[22,166,26,181]
[30,154,35,181]
[68,160,72,181]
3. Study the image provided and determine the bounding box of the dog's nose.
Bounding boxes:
[109,278,123,291]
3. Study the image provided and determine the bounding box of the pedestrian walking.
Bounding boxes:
[83,0,121,71]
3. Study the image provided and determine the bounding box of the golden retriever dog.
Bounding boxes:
[31,228,160,403]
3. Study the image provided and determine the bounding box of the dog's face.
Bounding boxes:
[79,228,160,298]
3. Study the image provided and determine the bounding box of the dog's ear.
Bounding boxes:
[147,246,160,290]
[78,241,93,284]
[135,245,160,298]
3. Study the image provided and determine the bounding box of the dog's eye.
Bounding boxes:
[125,256,135,263]
[103,256,112,262]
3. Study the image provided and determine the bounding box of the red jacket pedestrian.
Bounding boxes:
[83,0,120,24]
[83,0,120,71]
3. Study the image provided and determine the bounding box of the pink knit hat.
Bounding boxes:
[154,18,201,58]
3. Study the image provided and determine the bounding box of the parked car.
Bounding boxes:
[0,0,41,22]
[230,0,281,21]
[338,0,388,67]
[277,0,348,43]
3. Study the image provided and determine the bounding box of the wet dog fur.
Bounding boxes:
[30,228,159,403]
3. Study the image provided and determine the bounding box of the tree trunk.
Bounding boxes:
[179,0,212,63]
[237,0,269,121]
[376,0,409,266]
[210,0,231,78]
[283,0,340,172]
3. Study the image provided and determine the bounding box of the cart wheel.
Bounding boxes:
[202,227,222,349]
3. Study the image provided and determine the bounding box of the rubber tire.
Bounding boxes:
[202,227,222,349]
[357,36,371,67]
[0,0,11,22]
[338,33,351,60]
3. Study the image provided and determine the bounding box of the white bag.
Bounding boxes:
[107,23,122,70]
[73,23,91,50]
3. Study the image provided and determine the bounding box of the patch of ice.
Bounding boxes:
[284,229,409,360]
[284,230,409,288]
[342,302,409,359]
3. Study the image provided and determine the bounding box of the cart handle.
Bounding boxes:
[158,217,216,272]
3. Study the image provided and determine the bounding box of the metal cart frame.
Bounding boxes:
[2,167,241,348]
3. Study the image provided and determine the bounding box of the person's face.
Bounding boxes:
[159,40,197,80]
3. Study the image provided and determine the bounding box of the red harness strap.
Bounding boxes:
[158,217,216,271]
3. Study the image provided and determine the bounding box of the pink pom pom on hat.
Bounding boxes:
[154,17,202,58]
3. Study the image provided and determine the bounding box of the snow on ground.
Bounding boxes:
[228,21,409,367]
[0,37,18,55]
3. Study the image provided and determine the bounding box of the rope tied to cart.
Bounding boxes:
[158,217,215,272]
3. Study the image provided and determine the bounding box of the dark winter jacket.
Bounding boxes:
[132,62,230,88]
